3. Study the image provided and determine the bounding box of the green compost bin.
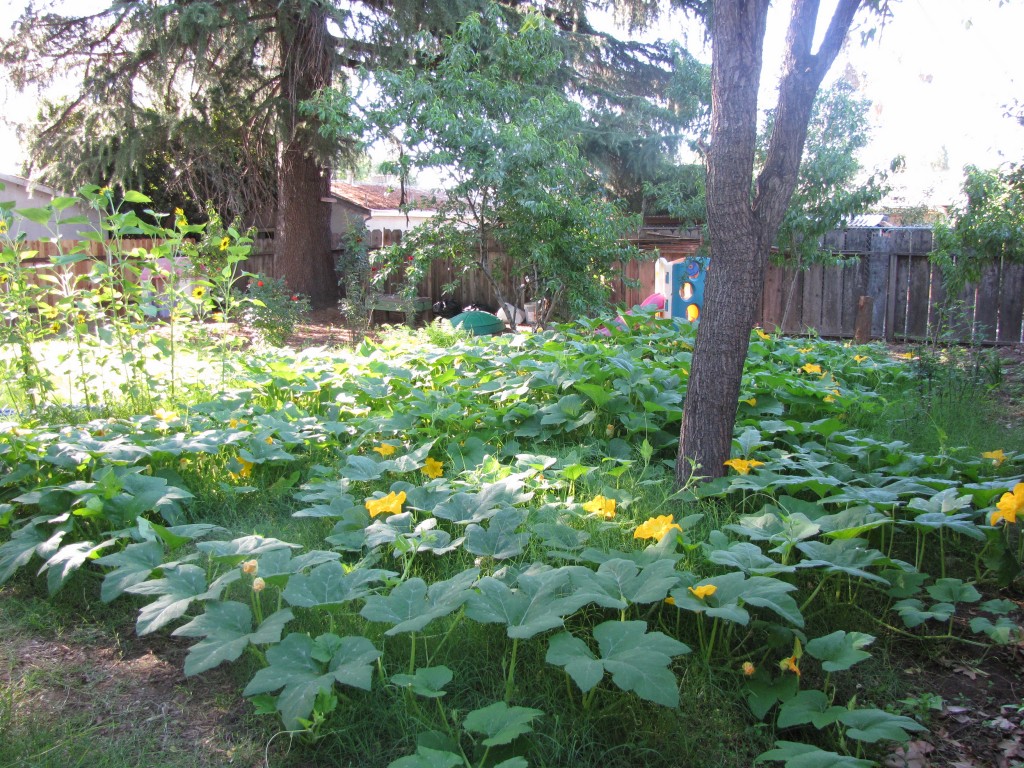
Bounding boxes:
[450,310,504,336]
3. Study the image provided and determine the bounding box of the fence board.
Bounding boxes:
[781,269,804,335]
[761,264,785,331]
[974,262,1002,342]
[800,263,824,333]
[998,261,1024,343]
[905,256,932,338]
[819,263,843,336]
[892,254,912,338]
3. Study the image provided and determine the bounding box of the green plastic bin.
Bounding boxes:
[450,310,504,336]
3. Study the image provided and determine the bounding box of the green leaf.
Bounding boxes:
[925,578,981,604]
[173,603,293,676]
[591,558,681,606]
[892,598,955,629]
[795,538,888,583]
[776,689,845,729]
[805,631,874,672]
[391,666,453,698]
[465,566,595,639]
[122,190,153,203]
[197,535,300,561]
[546,620,690,707]
[388,747,463,768]
[15,207,53,226]
[464,507,530,560]
[360,569,478,635]
[96,540,166,602]
[746,673,799,721]
[127,564,239,635]
[0,519,49,584]
[282,562,393,608]
[756,741,874,767]
[838,708,926,743]
[39,539,114,594]
[243,632,380,729]
[969,615,1020,644]
[462,701,543,747]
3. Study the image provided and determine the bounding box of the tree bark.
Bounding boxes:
[676,0,863,487]
[274,3,337,308]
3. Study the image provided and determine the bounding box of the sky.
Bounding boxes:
[1,0,1022,208]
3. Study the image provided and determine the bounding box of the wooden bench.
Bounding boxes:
[365,294,432,326]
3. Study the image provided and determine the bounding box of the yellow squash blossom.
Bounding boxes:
[633,515,682,541]
[854,354,869,363]
[801,363,823,375]
[742,661,756,677]
[241,559,258,575]
[798,346,813,353]
[898,351,914,359]
[153,408,175,422]
[0,220,8,234]
[688,584,717,600]
[755,329,771,341]
[373,443,397,457]
[982,449,1006,467]
[583,495,616,520]
[252,577,266,592]
[991,483,1024,526]
[743,397,757,406]
[366,490,407,518]
[265,436,274,445]
[422,457,444,479]
[233,457,254,479]
[780,655,801,677]
[664,596,676,606]
[723,458,765,475]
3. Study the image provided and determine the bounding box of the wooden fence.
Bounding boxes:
[757,228,1024,344]
[9,229,1024,343]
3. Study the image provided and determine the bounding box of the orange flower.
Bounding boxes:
[991,483,1024,526]
[742,661,756,677]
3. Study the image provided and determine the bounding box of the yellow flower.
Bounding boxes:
[605,423,615,438]
[898,352,914,359]
[373,443,397,457]
[723,458,765,475]
[153,408,175,422]
[854,354,868,363]
[664,596,676,606]
[742,661,756,677]
[219,236,230,251]
[422,457,444,479]
[265,436,274,445]
[191,286,206,300]
[241,559,258,575]
[743,397,757,406]
[780,655,801,677]
[235,457,254,479]
[0,220,8,234]
[798,346,813,353]
[755,328,771,341]
[982,449,1006,467]
[633,514,682,541]
[252,577,266,592]
[801,363,823,375]
[688,584,717,600]
[365,490,407,518]
[991,483,1024,526]
[582,495,616,520]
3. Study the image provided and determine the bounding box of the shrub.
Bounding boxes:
[243,276,310,346]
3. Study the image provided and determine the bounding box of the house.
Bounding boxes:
[0,173,101,240]
[327,179,442,250]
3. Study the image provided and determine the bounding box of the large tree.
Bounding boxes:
[2,0,707,307]
[676,0,888,485]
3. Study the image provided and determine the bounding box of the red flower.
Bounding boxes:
[256,280,264,287]
[291,295,299,301]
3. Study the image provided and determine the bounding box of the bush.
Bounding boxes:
[243,276,310,346]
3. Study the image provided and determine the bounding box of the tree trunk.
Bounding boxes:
[274,3,337,309]
[676,0,863,487]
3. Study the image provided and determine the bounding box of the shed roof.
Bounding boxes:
[329,181,443,212]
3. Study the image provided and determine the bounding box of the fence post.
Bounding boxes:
[854,296,873,344]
